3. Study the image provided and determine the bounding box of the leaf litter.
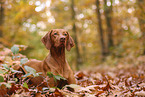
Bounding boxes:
[0,46,145,97]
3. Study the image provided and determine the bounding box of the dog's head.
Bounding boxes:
[41,29,74,51]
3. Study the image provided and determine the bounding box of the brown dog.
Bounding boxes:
[22,29,76,87]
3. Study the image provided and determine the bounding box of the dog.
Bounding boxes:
[21,29,76,88]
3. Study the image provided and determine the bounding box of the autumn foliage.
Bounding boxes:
[1,0,145,96]
[0,45,145,97]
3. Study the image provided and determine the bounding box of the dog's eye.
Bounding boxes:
[64,33,67,36]
[54,33,57,35]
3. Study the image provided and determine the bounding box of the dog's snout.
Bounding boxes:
[60,37,65,42]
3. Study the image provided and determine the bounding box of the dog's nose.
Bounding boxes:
[60,37,65,42]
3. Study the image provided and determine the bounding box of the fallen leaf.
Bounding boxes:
[135,90,145,96]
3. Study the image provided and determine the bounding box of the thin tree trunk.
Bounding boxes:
[104,0,114,52]
[71,0,82,70]
[96,0,107,58]
[137,0,145,55]
[0,0,4,38]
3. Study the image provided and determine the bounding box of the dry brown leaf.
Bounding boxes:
[135,90,145,96]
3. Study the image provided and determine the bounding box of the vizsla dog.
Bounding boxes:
[22,29,76,88]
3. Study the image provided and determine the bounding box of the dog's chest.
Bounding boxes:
[44,59,69,79]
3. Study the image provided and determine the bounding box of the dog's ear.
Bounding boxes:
[66,32,75,51]
[41,30,53,50]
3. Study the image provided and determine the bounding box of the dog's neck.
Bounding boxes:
[50,46,65,62]
[44,46,66,76]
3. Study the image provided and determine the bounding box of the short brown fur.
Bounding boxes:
[22,29,76,87]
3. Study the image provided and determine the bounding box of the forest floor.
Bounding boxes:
[0,45,145,97]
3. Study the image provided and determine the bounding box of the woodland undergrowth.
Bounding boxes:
[0,45,145,97]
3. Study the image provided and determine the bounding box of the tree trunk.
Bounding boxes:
[136,0,145,55]
[95,0,107,58]
[0,0,4,38]
[71,0,82,70]
[104,0,114,52]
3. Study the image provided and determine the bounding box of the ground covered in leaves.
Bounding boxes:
[0,45,145,97]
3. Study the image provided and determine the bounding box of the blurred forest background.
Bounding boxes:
[0,0,145,70]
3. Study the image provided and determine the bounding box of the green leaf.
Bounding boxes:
[2,64,9,70]
[47,72,66,83]
[20,58,28,65]
[32,72,41,77]
[24,66,39,77]
[11,69,22,73]
[11,45,19,55]
[49,88,56,93]
[0,75,4,82]
[53,76,57,83]
[33,72,40,77]
[14,78,18,82]
[38,72,42,75]
[23,82,28,89]
[5,83,11,88]
[24,65,36,74]
[0,83,11,88]
[54,75,67,81]
[47,72,54,78]
[0,70,4,74]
